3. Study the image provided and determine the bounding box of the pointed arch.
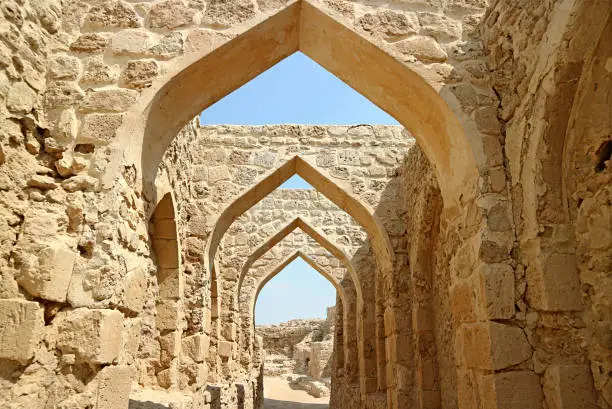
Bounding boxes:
[237,216,363,303]
[118,0,479,209]
[235,218,367,396]
[241,249,355,381]
[250,251,346,311]
[208,155,391,296]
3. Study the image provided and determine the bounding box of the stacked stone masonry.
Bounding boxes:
[0,0,610,409]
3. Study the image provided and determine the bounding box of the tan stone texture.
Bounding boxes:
[0,0,609,408]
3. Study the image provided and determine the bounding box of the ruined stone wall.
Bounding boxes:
[1,1,610,409]
[484,1,611,407]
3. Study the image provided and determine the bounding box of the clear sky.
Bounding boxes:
[202,52,391,324]
[200,51,399,125]
[255,257,336,325]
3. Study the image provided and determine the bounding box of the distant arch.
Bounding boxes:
[237,217,363,303]
[208,155,391,300]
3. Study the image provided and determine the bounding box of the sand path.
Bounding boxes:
[263,377,329,409]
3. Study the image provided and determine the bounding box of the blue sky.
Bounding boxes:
[255,257,336,325]
[200,52,398,125]
[202,52,390,323]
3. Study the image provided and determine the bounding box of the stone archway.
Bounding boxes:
[235,219,361,386]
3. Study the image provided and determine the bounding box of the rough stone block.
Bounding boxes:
[182,333,210,363]
[218,341,233,359]
[16,243,77,302]
[79,113,125,145]
[120,59,159,89]
[480,263,515,319]
[481,371,543,409]
[0,299,44,363]
[529,253,582,311]
[462,322,532,370]
[110,30,155,56]
[55,308,123,364]
[222,322,237,341]
[121,268,147,314]
[450,280,477,323]
[543,364,598,409]
[157,300,180,331]
[80,88,138,113]
[158,268,182,300]
[96,365,134,409]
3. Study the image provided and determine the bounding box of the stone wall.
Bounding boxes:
[0,1,610,409]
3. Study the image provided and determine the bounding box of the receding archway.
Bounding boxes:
[236,221,361,388]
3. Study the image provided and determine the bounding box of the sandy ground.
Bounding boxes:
[263,376,329,409]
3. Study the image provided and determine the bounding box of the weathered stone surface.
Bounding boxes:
[96,365,134,409]
[54,308,123,364]
[181,333,209,362]
[395,36,448,63]
[481,371,543,409]
[85,1,140,30]
[79,113,125,144]
[6,82,36,113]
[48,54,81,81]
[70,33,109,54]
[80,88,138,113]
[121,268,147,314]
[120,59,159,89]
[147,0,195,30]
[16,243,77,302]
[0,299,44,363]
[81,56,119,85]
[110,30,156,56]
[462,322,532,370]
[543,364,599,409]
[202,0,256,27]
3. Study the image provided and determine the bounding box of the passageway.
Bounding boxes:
[263,377,328,409]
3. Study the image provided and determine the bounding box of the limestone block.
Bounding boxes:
[147,0,195,30]
[78,113,125,145]
[481,371,543,409]
[7,82,37,114]
[450,280,477,323]
[121,268,147,314]
[110,30,156,56]
[182,333,210,362]
[218,341,233,358]
[395,35,448,63]
[529,253,582,311]
[418,12,461,42]
[81,57,119,85]
[0,299,44,363]
[462,322,532,370]
[157,300,180,331]
[96,365,134,409]
[119,318,141,365]
[208,166,230,183]
[70,33,109,54]
[120,59,159,89]
[160,331,181,366]
[44,81,84,109]
[16,243,77,302]
[55,308,123,364]
[543,364,598,409]
[480,263,515,319]
[158,268,182,300]
[202,0,256,27]
[149,32,184,60]
[222,322,237,341]
[80,88,138,113]
[85,1,140,30]
[48,55,81,81]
